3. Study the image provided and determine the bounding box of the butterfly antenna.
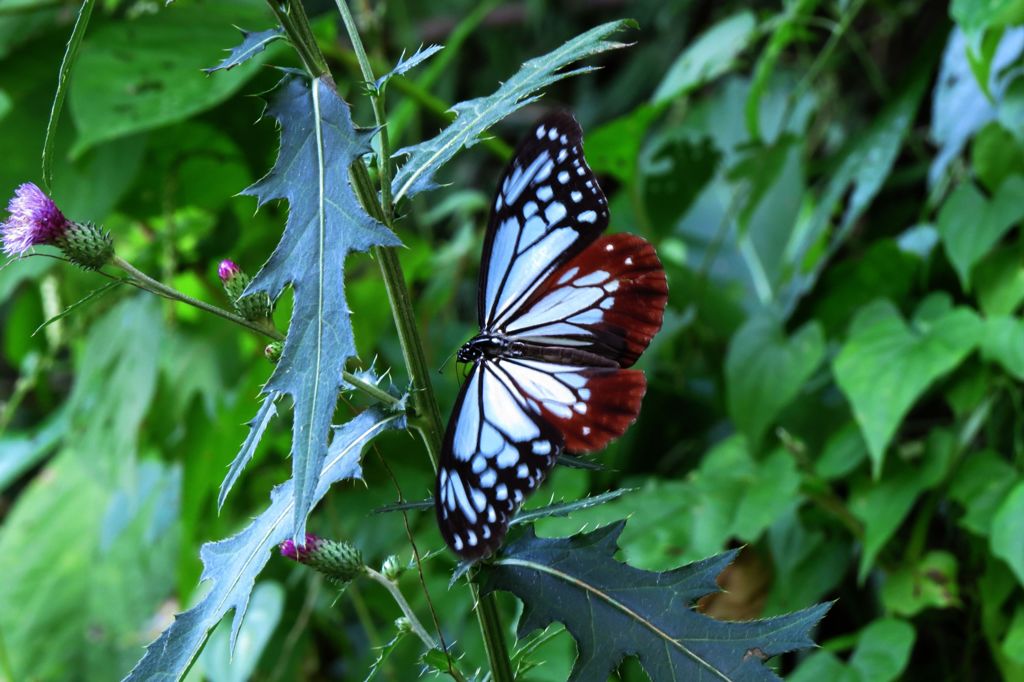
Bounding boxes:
[437,350,457,375]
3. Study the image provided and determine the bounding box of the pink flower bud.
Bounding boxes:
[1,183,71,257]
[280,533,321,561]
[218,259,241,283]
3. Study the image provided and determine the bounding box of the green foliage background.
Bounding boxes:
[2,0,1024,679]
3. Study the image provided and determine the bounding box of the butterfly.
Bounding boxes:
[435,111,668,560]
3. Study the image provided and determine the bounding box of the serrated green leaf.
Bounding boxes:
[725,312,824,447]
[217,392,280,511]
[242,76,401,542]
[123,408,405,682]
[204,26,283,74]
[198,582,285,682]
[937,177,1024,289]
[371,43,443,92]
[390,20,633,202]
[652,11,757,105]
[481,522,831,681]
[833,298,982,475]
[512,488,633,526]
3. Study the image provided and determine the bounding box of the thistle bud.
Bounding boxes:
[394,616,411,634]
[217,258,274,321]
[265,341,283,363]
[280,533,364,584]
[381,554,404,581]
[1,183,112,269]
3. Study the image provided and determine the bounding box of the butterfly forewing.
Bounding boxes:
[436,361,563,559]
[502,233,669,368]
[478,112,609,331]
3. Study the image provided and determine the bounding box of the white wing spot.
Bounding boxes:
[514,489,524,503]
[453,535,464,551]
[625,256,634,265]
[537,185,554,201]
[496,484,509,501]
[558,149,568,162]
[605,243,614,252]
[548,128,559,140]
[606,280,620,292]
[523,201,538,218]
[536,125,546,139]
[579,388,591,400]
[472,488,487,512]
[558,170,570,184]
[467,530,478,546]
[545,202,567,225]
[560,134,568,143]
[557,266,580,284]
[496,196,503,210]
[517,463,529,478]
[574,403,587,414]
[532,440,551,455]
[480,469,497,488]
[483,524,493,538]
[576,167,586,176]
[578,210,598,224]
[583,426,592,435]
[571,191,583,202]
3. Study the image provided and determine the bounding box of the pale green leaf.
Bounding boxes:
[833,298,982,474]
[391,20,633,202]
[198,582,285,682]
[242,76,400,541]
[217,392,280,511]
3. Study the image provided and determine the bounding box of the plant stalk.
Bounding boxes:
[334,4,515,680]
[364,567,438,652]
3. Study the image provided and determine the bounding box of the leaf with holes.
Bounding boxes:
[123,408,405,682]
[242,76,401,542]
[479,522,831,681]
[390,20,633,202]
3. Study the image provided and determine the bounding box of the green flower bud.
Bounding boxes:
[281,533,365,584]
[218,259,274,321]
[265,341,283,363]
[381,554,404,581]
[55,221,114,271]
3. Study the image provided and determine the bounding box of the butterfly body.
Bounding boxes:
[436,112,668,560]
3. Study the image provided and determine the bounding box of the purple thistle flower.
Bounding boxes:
[218,259,241,283]
[280,533,321,561]
[1,183,71,257]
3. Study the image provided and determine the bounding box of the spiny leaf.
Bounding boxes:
[242,76,401,543]
[390,19,634,202]
[511,489,634,526]
[123,408,405,682]
[204,26,283,74]
[369,44,443,93]
[480,522,831,682]
[217,391,280,511]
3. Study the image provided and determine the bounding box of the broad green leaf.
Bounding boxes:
[951,0,1024,40]
[725,312,824,447]
[242,76,400,542]
[69,1,273,155]
[881,551,960,616]
[764,508,849,616]
[949,450,1018,536]
[815,422,869,481]
[481,522,831,681]
[850,431,957,579]
[390,19,633,202]
[833,298,982,474]
[217,392,280,511]
[640,133,719,233]
[973,122,1024,191]
[0,408,67,490]
[203,26,283,74]
[198,582,285,682]
[652,11,757,105]
[124,408,405,682]
[991,481,1024,587]
[585,103,663,184]
[937,177,1024,289]
[975,245,1024,316]
[790,618,915,682]
[1004,606,1024,665]
[981,316,1024,379]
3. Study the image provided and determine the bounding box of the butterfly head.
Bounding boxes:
[457,333,508,364]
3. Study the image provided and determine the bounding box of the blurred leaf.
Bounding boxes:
[764,509,849,616]
[833,298,982,475]
[882,550,960,616]
[31,278,124,337]
[69,1,273,154]
[481,522,831,681]
[640,133,719,232]
[726,312,824,447]
[391,20,633,201]
[930,27,1024,185]
[973,122,1024,191]
[950,450,1018,536]
[652,11,757,105]
[974,244,1024,315]
[203,26,283,73]
[242,76,400,541]
[1004,606,1024,664]
[0,408,67,490]
[815,423,869,481]
[937,177,1024,289]
[991,481,1024,587]
[951,0,1024,41]
[124,408,405,682]
[790,618,915,682]
[199,582,284,682]
[981,316,1024,380]
[851,431,957,579]
[585,103,662,183]
[0,255,51,304]
[217,392,279,511]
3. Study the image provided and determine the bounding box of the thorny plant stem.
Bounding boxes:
[112,255,399,409]
[364,567,438,652]
[334,3,516,681]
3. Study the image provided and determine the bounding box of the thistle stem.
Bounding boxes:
[364,567,439,653]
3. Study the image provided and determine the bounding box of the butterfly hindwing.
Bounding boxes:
[436,360,563,559]
[501,233,669,367]
[478,112,609,331]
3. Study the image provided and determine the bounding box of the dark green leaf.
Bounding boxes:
[991,481,1024,586]
[973,122,1024,191]
[833,298,982,474]
[391,20,633,201]
[242,76,400,541]
[124,408,405,682]
[949,449,1018,536]
[725,312,825,447]
[480,522,831,681]
[204,26,283,74]
[512,489,633,525]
